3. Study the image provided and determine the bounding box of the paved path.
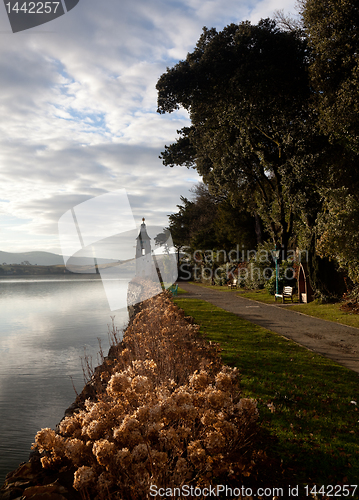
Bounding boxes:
[178,282,359,374]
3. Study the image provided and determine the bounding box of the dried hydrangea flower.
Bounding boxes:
[73,466,95,490]
[131,443,148,462]
[189,370,209,390]
[107,372,132,395]
[131,375,152,394]
[205,431,226,453]
[92,439,116,466]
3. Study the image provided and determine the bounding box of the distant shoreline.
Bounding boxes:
[0,264,74,276]
[0,263,133,278]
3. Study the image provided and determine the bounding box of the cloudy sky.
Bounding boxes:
[0,0,297,255]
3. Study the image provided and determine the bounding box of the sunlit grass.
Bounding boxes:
[287,302,359,328]
[174,296,359,492]
[188,282,359,328]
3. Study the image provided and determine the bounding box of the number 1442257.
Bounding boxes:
[304,485,357,497]
[5,2,61,14]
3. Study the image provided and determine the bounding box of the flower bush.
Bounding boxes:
[32,291,266,499]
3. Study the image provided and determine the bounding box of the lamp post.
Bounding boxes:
[273,248,280,297]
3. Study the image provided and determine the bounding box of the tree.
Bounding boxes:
[157,19,326,258]
[168,184,257,257]
[316,188,359,285]
[167,184,259,282]
[300,0,359,291]
[212,196,259,252]
[301,0,359,152]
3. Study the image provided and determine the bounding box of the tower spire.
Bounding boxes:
[136,217,152,277]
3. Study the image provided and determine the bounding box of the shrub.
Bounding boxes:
[32,292,266,499]
[265,260,297,295]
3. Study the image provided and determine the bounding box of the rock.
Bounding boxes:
[22,481,68,499]
[3,463,36,484]
[0,459,81,500]
[0,486,24,499]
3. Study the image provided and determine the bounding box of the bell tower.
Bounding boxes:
[136,218,153,277]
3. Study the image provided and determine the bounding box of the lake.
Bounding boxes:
[0,275,129,484]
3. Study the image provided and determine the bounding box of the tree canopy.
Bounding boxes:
[157,19,326,257]
[300,0,359,290]
[167,184,257,256]
[302,0,359,152]
[158,11,359,296]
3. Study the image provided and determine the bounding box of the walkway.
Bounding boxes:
[178,282,359,374]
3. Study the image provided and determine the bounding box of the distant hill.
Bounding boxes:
[0,251,64,266]
[0,251,119,266]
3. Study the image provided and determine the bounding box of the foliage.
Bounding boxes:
[341,283,359,314]
[316,188,359,285]
[159,11,359,294]
[264,260,297,295]
[32,292,265,499]
[301,0,359,152]
[157,19,327,256]
[168,183,257,256]
[174,296,359,491]
[237,261,265,291]
[211,264,229,286]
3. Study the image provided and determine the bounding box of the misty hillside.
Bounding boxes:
[0,251,120,266]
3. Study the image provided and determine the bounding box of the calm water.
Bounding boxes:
[0,275,129,484]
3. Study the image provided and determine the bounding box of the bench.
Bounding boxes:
[228,279,237,289]
[275,286,293,303]
[169,284,178,296]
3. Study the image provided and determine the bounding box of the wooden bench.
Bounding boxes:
[275,286,293,303]
[228,279,237,289]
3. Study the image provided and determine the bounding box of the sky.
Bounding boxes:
[0,0,298,255]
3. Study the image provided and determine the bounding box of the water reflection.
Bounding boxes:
[0,276,128,483]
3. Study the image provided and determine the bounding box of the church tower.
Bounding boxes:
[136,218,153,277]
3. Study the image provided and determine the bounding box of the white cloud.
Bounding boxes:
[0,0,297,253]
[249,0,300,22]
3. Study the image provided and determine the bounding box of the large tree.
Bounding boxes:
[300,0,359,291]
[157,19,326,257]
[301,0,359,152]
[168,184,257,256]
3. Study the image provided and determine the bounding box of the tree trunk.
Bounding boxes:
[254,213,264,245]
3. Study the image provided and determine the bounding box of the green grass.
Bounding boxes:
[190,282,359,329]
[239,289,359,329]
[236,287,282,304]
[190,282,237,292]
[288,302,359,329]
[174,296,359,496]
[189,281,291,303]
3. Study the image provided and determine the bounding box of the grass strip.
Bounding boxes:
[239,290,359,329]
[287,302,359,329]
[189,283,359,329]
[174,296,359,494]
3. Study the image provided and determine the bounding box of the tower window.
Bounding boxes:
[142,248,145,256]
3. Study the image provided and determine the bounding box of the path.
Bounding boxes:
[178,282,359,374]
